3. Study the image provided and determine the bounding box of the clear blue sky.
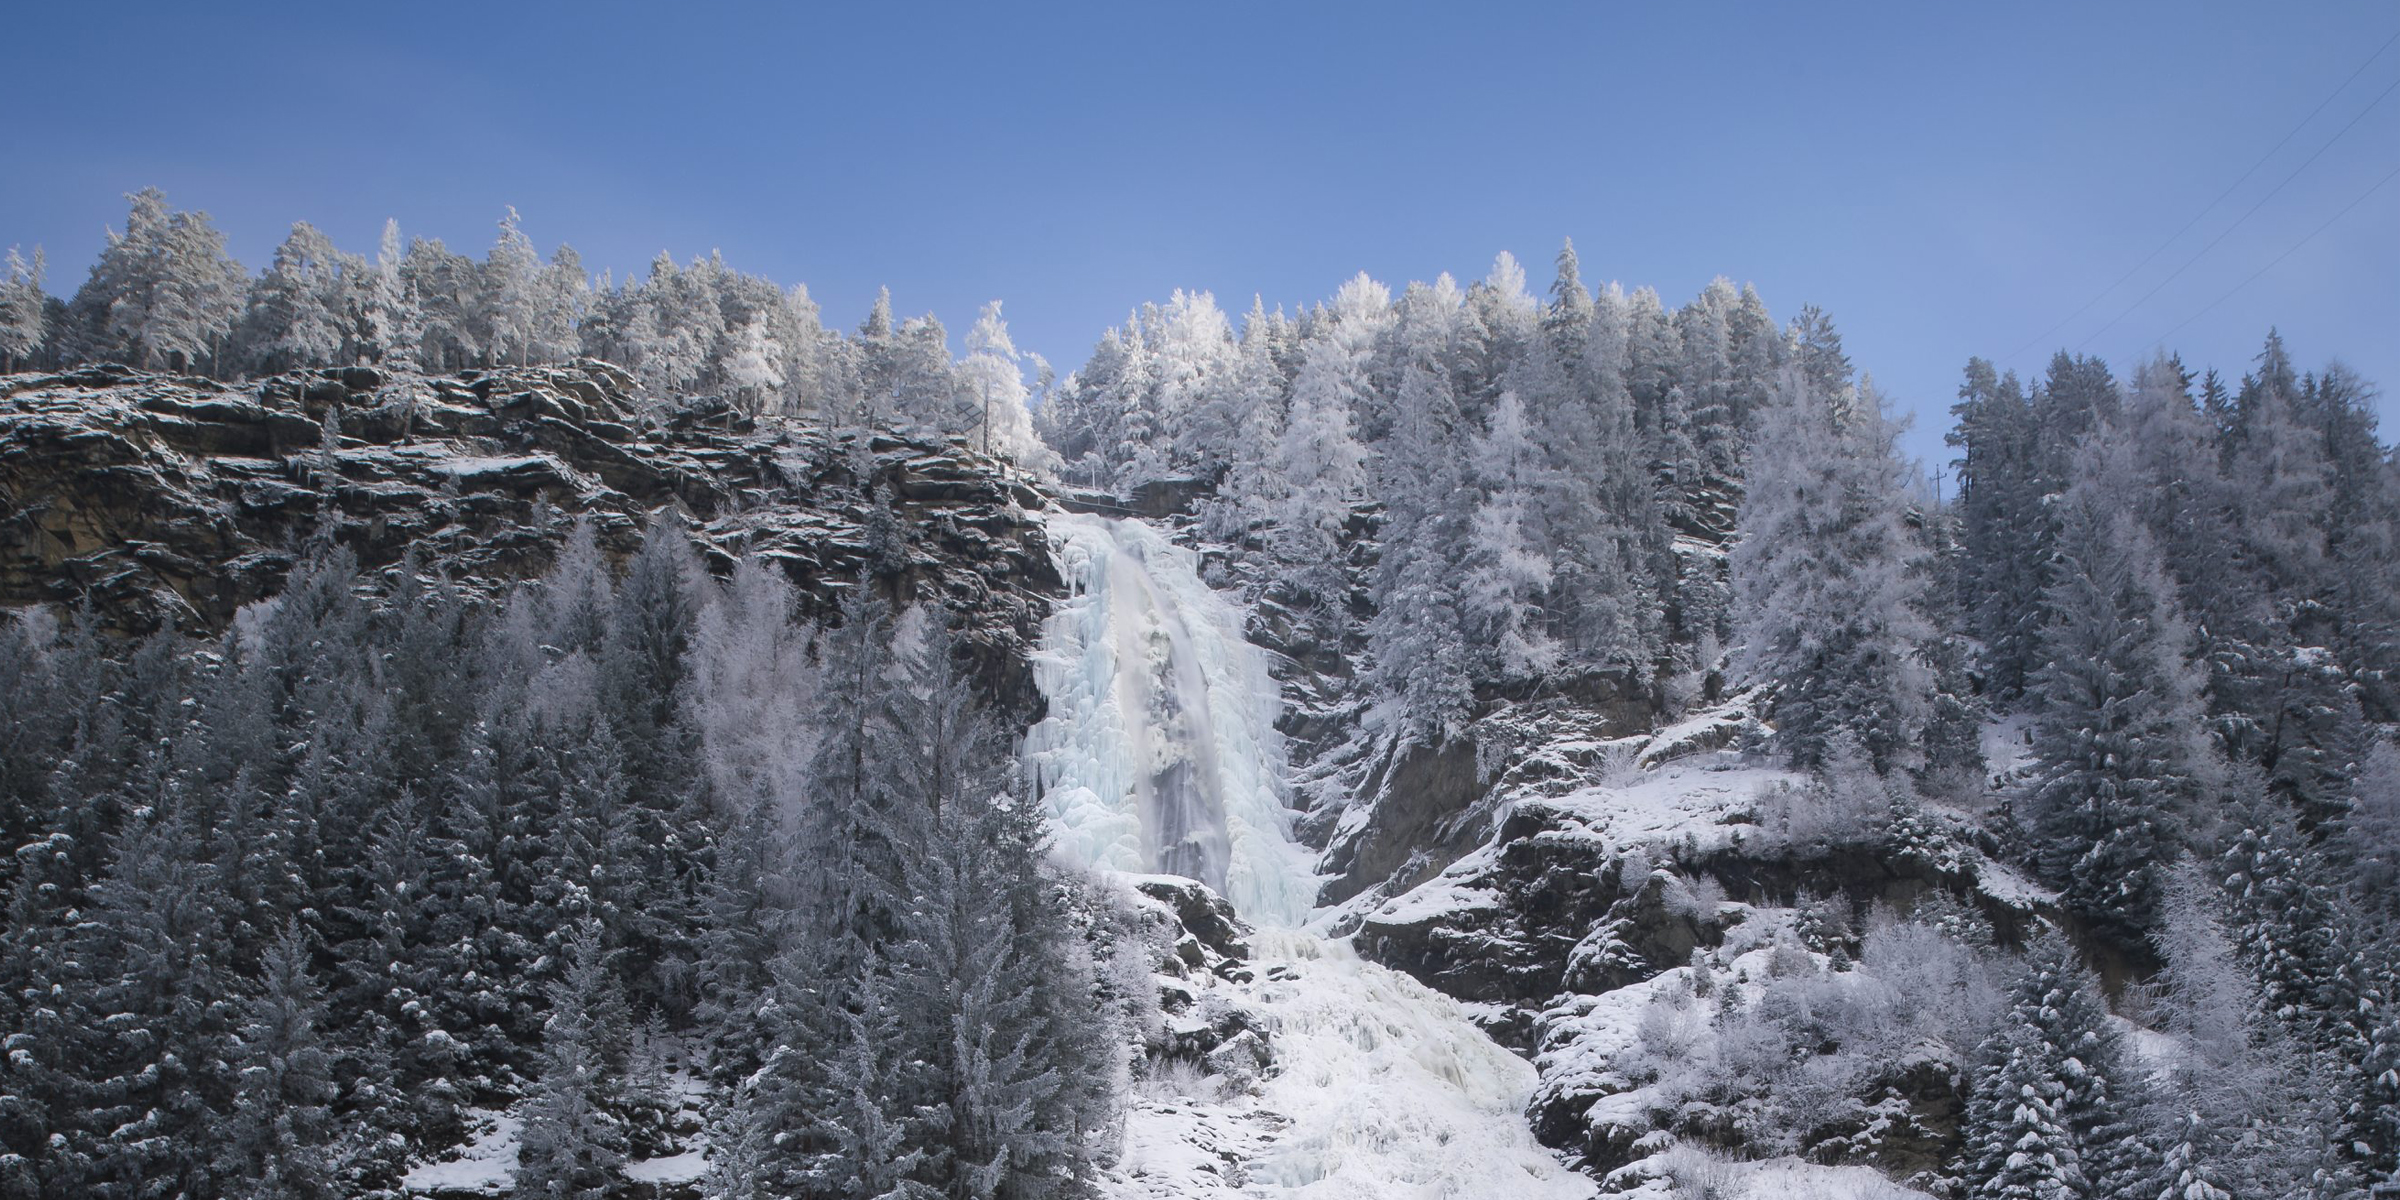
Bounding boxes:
[8,1,2396,470]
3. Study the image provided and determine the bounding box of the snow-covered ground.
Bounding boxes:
[400,1110,520,1194]
[1115,929,1594,1200]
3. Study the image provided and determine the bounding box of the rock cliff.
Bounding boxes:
[0,360,1061,709]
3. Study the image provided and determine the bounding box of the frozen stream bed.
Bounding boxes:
[1111,929,1595,1200]
[1028,511,1592,1197]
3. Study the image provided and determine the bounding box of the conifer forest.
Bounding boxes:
[2,33,2396,1197]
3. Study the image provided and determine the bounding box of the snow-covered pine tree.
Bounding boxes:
[1364,361,1474,743]
[1962,1024,2086,1200]
[1461,390,1557,680]
[1959,931,2152,1199]
[876,619,1108,1199]
[2024,433,2216,944]
[68,188,247,375]
[2302,362,2400,723]
[2147,1113,2232,1200]
[238,221,358,377]
[514,920,631,1200]
[1730,364,1935,773]
[2215,785,2398,1165]
[0,245,48,372]
[215,924,340,1200]
[2145,874,2361,1199]
[598,513,712,1014]
[68,803,239,1200]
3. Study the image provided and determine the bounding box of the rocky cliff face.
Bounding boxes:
[0,360,1061,710]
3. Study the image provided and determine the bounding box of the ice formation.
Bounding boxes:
[1027,512,1316,926]
[1031,511,1593,1198]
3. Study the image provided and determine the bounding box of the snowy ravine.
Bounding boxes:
[1026,512,1594,1198]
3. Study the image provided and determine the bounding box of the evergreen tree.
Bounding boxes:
[1461,390,1557,679]
[401,236,485,371]
[1959,932,2152,1199]
[1364,363,1473,742]
[877,621,1108,1199]
[0,246,46,372]
[1730,366,1935,772]
[514,921,630,1200]
[2023,435,2216,944]
[1269,278,1377,622]
[69,804,239,1200]
[68,188,247,375]
[2147,1112,2231,1200]
[215,925,340,1200]
[238,221,358,376]
[1947,357,2048,698]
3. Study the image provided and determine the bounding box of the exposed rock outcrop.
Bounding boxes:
[0,361,1061,709]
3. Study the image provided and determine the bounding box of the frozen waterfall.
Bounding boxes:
[1030,511,1595,1199]
[1026,512,1316,926]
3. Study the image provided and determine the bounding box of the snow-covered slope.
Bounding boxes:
[1117,930,1593,1200]
[1029,510,1591,1197]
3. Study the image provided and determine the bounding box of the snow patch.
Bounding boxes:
[402,1109,520,1194]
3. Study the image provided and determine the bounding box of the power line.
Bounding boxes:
[2071,69,2400,353]
[2001,25,2400,366]
[2144,159,2400,351]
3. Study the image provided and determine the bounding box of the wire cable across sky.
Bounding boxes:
[2001,26,2400,368]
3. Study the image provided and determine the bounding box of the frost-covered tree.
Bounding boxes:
[1154,289,1242,472]
[1462,390,1556,678]
[0,245,47,372]
[1365,362,1473,741]
[514,920,631,1200]
[69,187,247,374]
[480,206,549,367]
[956,300,1044,464]
[1270,276,1379,616]
[239,221,358,376]
[1522,242,1656,676]
[2024,434,2216,944]
[1197,299,1291,542]
[721,315,785,415]
[1730,366,1935,772]
[356,219,422,368]
[402,235,484,371]
[214,925,340,1200]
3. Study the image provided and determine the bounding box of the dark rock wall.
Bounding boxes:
[0,361,1063,714]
